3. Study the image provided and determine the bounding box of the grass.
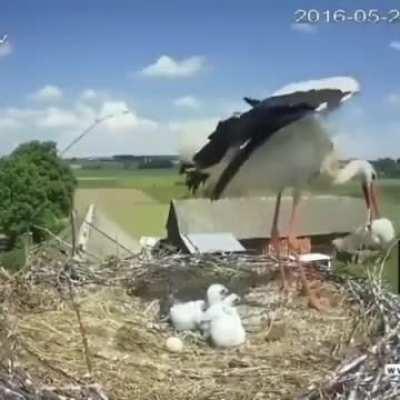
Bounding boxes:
[386,244,399,292]
[76,168,187,202]
[312,180,400,228]
[75,188,170,238]
[74,168,188,237]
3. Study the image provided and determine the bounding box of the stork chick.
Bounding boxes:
[333,218,396,253]
[206,283,229,306]
[169,300,206,331]
[169,283,229,331]
[200,293,245,347]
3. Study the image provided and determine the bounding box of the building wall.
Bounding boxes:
[166,201,349,254]
[167,224,344,254]
[240,234,342,254]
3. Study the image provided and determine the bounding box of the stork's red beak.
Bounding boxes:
[370,181,380,220]
[362,181,380,228]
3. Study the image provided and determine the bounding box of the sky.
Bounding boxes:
[0,0,399,159]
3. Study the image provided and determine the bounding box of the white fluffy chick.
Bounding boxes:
[206,283,229,306]
[169,283,229,332]
[333,218,396,253]
[200,293,245,348]
[169,300,206,331]
[202,293,241,320]
[200,293,240,337]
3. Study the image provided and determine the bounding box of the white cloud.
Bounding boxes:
[169,118,219,161]
[174,96,201,110]
[139,55,206,78]
[389,41,400,51]
[4,87,396,159]
[0,116,21,130]
[80,89,99,102]
[291,23,317,34]
[99,100,129,117]
[333,125,400,160]
[0,41,13,58]
[78,89,110,108]
[315,102,399,160]
[30,85,63,102]
[36,107,79,129]
[387,93,400,105]
[0,92,163,157]
[99,101,158,133]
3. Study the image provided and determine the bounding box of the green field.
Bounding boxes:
[76,168,187,203]
[75,168,187,237]
[74,168,399,291]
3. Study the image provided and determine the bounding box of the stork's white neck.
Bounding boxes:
[333,160,375,185]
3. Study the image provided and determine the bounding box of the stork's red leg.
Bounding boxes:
[270,191,282,254]
[295,255,329,312]
[269,191,289,293]
[287,190,301,252]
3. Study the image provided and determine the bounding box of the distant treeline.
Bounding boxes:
[371,158,400,178]
[66,154,179,170]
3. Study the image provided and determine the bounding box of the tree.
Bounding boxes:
[0,141,77,245]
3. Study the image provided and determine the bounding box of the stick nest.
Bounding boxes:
[0,246,398,399]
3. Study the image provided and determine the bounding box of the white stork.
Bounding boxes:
[180,77,380,311]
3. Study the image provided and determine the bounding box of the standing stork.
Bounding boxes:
[180,77,380,311]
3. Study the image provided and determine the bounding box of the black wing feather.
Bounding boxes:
[211,104,315,199]
[243,97,261,107]
[193,88,348,171]
[193,116,240,169]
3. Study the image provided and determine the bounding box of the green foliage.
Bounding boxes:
[0,244,26,272]
[0,141,77,245]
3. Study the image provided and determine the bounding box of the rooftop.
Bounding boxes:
[167,195,366,239]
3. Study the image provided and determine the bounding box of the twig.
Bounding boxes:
[70,202,77,258]
[65,267,93,376]
[19,338,80,383]
[32,224,101,261]
[83,220,136,257]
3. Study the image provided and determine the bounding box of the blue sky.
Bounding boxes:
[0,0,399,158]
